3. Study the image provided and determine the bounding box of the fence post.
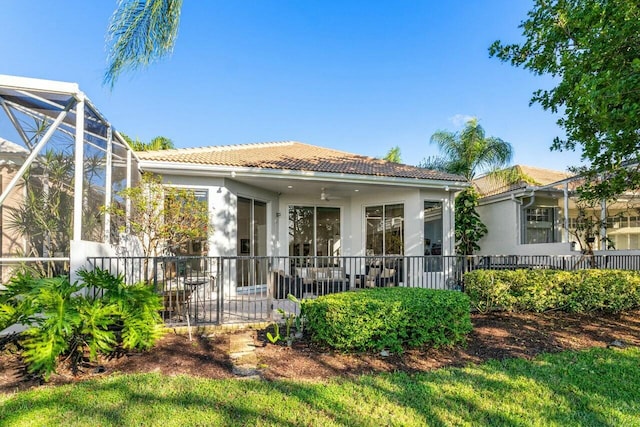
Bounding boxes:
[216,258,223,325]
[267,258,273,321]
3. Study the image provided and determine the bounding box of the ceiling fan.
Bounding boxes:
[320,187,330,201]
[320,187,343,201]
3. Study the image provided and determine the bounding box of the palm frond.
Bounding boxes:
[104,0,183,88]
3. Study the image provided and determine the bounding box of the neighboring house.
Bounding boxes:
[0,138,28,282]
[474,165,640,255]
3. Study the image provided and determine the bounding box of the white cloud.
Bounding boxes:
[449,114,475,127]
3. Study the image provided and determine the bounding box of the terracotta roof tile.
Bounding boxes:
[137,141,465,182]
[0,137,28,154]
[474,165,573,197]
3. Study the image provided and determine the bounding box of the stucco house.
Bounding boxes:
[474,165,640,256]
[0,74,469,296]
[136,141,467,290]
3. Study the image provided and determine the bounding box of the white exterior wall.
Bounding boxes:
[277,187,455,257]
[70,240,118,284]
[158,175,279,257]
[477,197,573,255]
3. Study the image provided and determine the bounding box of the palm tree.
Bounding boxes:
[427,118,513,181]
[104,0,183,88]
[119,133,175,151]
[383,146,402,163]
[424,118,514,255]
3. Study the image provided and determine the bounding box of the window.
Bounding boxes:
[423,201,443,255]
[165,188,209,256]
[424,201,443,272]
[366,204,404,255]
[289,206,340,263]
[522,207,558,244]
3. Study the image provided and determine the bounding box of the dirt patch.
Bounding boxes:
[2,310,639,393]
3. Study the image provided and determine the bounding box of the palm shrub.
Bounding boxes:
[0,269,164,379]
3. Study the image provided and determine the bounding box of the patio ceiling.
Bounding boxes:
[229,174,410,200]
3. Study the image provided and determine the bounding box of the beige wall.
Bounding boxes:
[1,166,25,284]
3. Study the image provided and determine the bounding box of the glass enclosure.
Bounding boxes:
[0,77,136,283]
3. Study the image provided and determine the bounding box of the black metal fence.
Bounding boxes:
[86,254,640,327]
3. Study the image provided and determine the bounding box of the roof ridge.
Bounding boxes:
[141,140,298,154]
[517,164,571,174]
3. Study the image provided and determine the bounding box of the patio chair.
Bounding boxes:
[162,279,193,322]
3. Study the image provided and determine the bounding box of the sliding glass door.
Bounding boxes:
[237,197,267,287]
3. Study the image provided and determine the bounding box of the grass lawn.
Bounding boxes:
[1,347,638,426]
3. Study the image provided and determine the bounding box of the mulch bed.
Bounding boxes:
[1,310,639,393]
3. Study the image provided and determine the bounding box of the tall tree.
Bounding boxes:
[425,118,513,255]
[383,146,402,163]
[104,0,183,88]
[489,0,640,201]
[427,118,513,181]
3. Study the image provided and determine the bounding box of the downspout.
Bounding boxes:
[600,198,607,250]
[512,187,537,245]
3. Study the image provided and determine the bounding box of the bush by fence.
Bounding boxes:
[464,269,640,313]
[301,287,472,353]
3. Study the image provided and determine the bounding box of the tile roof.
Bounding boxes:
[0,137,28,154]
[137,141,466,182]
[474,165,573,197]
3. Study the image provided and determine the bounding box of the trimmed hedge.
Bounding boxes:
[300,287,472,353]
[464,269,640,313]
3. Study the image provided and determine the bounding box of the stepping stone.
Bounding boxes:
[232,365,260,377]
[233,353,259,366]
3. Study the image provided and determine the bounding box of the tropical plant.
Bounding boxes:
[119,132,175,151]
[425,117,513,181]
[454,187,488,256]
[0,269,164,379]
[383,146,402,163]
[423,118,512,254]
[105,0,183,88]
[490,0,640,202]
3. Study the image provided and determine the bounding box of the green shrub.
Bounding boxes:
[0,269,164,379]
[301,287,472,353]
[464,269,640,313]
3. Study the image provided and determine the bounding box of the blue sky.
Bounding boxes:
[0,1,583,172]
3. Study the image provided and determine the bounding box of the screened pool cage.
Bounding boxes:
[0,75,139,284]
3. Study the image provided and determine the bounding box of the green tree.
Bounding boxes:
[423,118,513,255]
[107,173,210,281]
[426,118,513,181]
[383,146,402,163]
[119,132,175,151]
[489,0,640,201]
[104,0,183,88]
